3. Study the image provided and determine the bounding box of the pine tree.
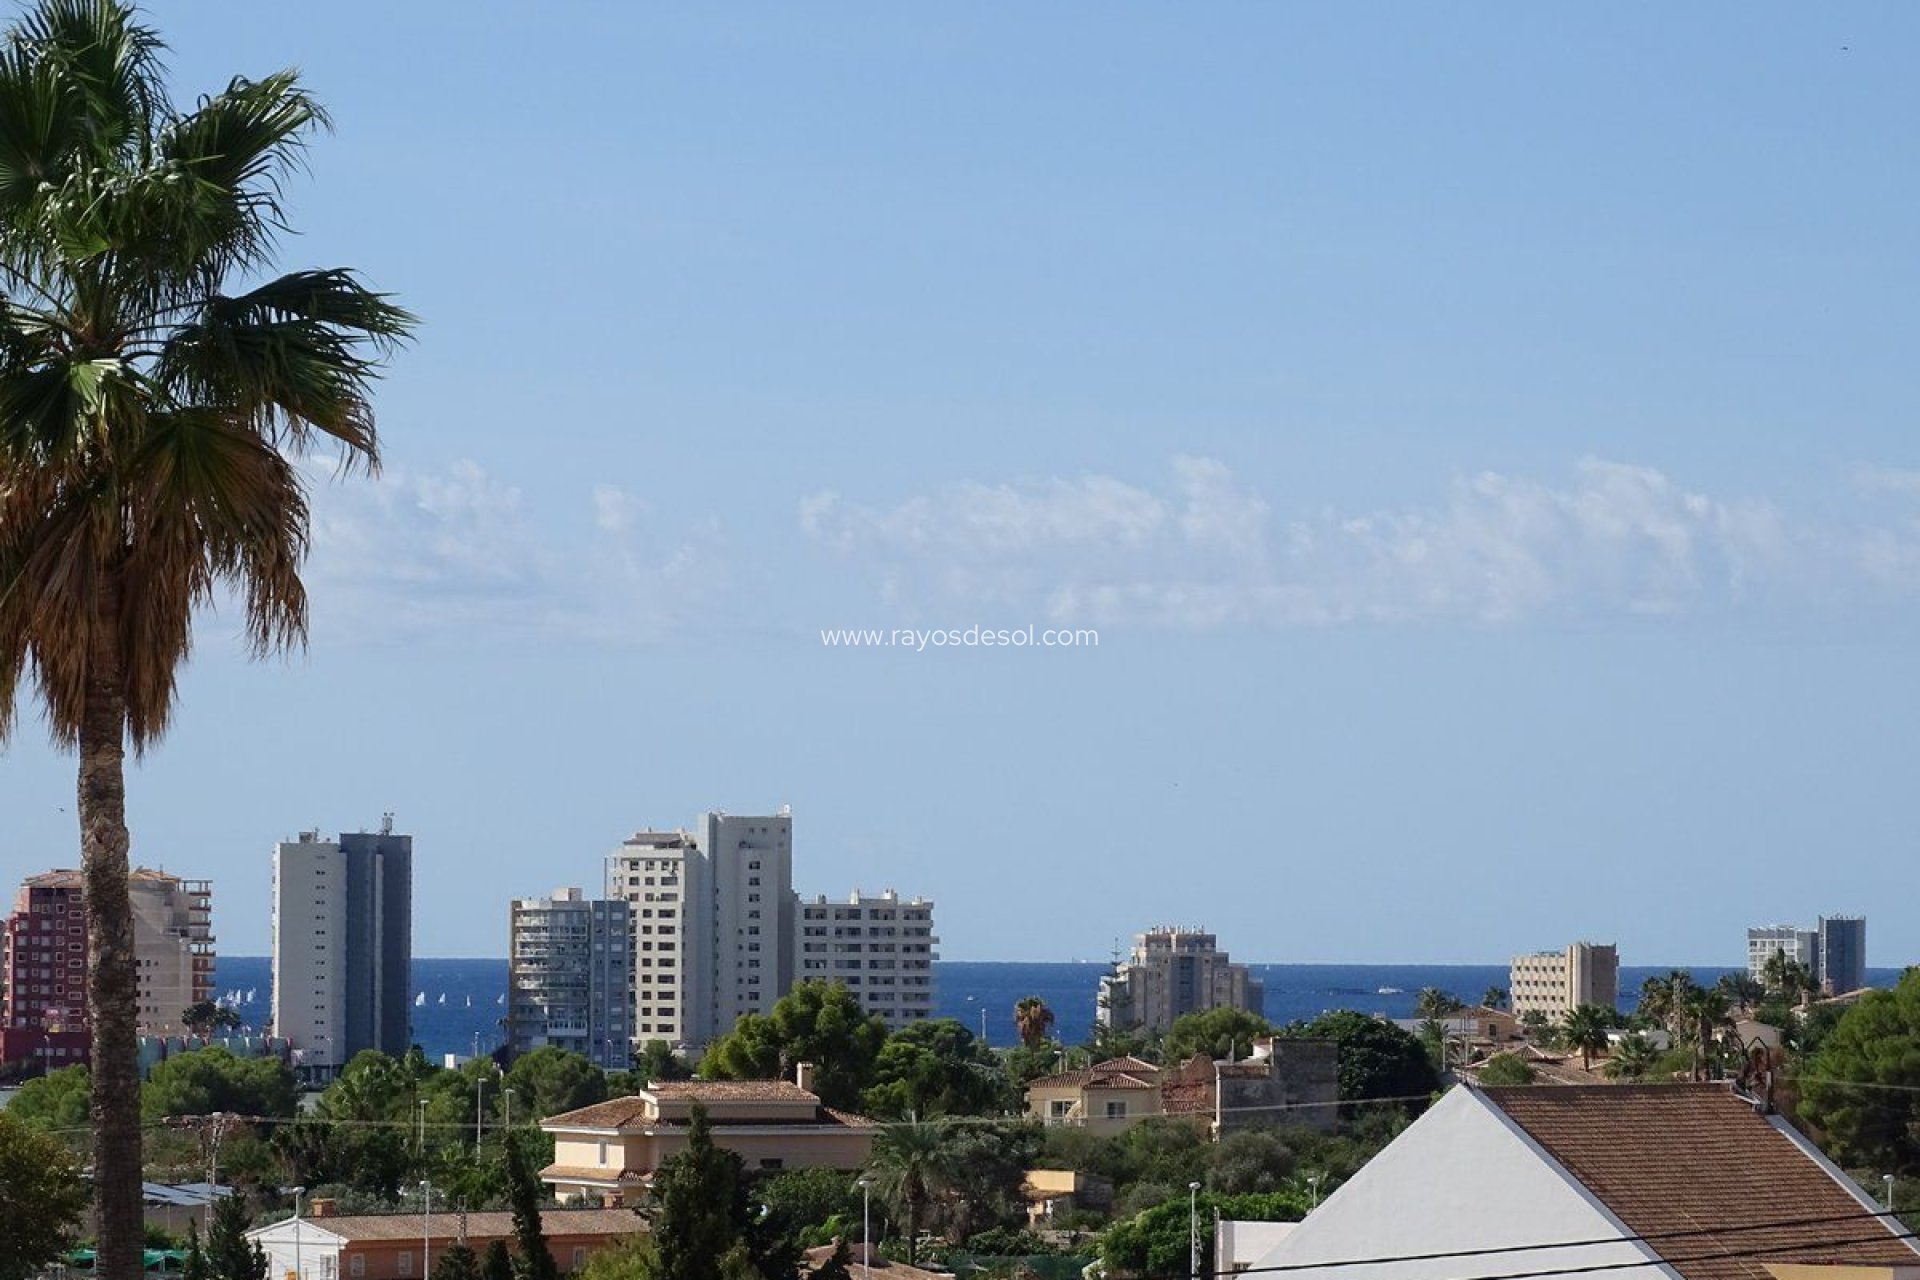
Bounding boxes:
[505,1136,559,1280]
[430,1241,482,1280]
[646,1104,753,1280]
[482,1240,515,1280]
[182,1222,209,1280]
[203,1195,268,1280]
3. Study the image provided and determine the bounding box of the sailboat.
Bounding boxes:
[437,993,447,1005]
[464,996,473,1009]
[414,992,427,1007]
[496,994,505,1005]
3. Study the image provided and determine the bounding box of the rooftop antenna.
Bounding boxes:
[381,812,394,836]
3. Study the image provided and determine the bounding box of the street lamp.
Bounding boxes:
[856,1177,871,1280]
[421,1181,433,1277]
[1886,1174,1898,1213]
[1307,1172,1323,1209]
[1188,1181,1202,1280]
[475,1077,487,1155]
[504,1087,515,1133]
[292,1186,306,1280]
[416,1099,428,1154]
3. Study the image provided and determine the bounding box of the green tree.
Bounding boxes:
[1278,1011,1439,1113]
[1637,971,1696,1036]
[633,1040,693,1085]
[1013,997,1056,1049]
[1559,1005,1612,1072]
[1678,986,1734,1082]
[936,1119,1043,1242]
[699,981,888,1110]
[142,1046,298,1122]
[204,1193,268,1280]
[182,1222,209,1280]
[430,1242,482,1280]
[756,1167,864,1248]
[1603,1034,1660,1082]
[482,1241,515,1280]
[182,1001,242,1038]
[1413,988,1464,1020]
[1800,971,1920,1174]
[3,1062,90,1131]
[1099,1190,1305,1278]
[0,1111,88,1280]
[647,1104,752,1280]
[864,1116,958,1265]
[1164,1008,1275,1063]
[861,1019,1004,1120]
[506,1135,560,1280]
[0,4,412,1270]
[504,1046,606,1124]
[1481,987,1508,1011]
[1477,1053,1536,1086]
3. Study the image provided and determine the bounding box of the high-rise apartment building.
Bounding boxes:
[1818,916,1867,995]
[1746,925,1818,982]
[1744,916,1867,995]
[507,888,632,1069]
[271,820,412,1075]
[795,890,938,1030]
[1096,927,1264,1035]
[1,867,216,1065]
[1509,942,1619,1020]
[607,828,700,1046]
[605,808,818,1051]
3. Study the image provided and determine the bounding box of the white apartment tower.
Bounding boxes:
[795,890,938,1030]
[271,820,412,1076]
[1096,927,1264,1035]
[606,808,797,1050]
[507,888,633,1069]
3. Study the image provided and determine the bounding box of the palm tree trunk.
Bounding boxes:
[80,582,141,1280]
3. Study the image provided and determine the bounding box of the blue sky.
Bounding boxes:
[3,4,1919,963]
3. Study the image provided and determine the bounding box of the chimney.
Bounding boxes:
[795,1061,817,1095]
[308,1198,337,1219]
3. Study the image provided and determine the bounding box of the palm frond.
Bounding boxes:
[14,0,168,152]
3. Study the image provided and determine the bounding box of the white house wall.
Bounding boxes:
[1248,1088,1677,1280]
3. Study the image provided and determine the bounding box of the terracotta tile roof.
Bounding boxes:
[649,1080,819,1102]
[543,1096,654,1128]
[1482,1085,1920,1280]
[275,1207,643,1243]
[1028,1056,1164,1091]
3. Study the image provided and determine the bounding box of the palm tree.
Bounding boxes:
[1715,972,1764,1013]
[1636,970,1696,1035]
[1414,987,1464,1020]
[1560,1004,1613,1072]
[181,1000,241,1039]
[864,1117,957,1266]
[1013,997,1055,1050]
[1679,986,1734,1082]
[1602,1033,1659,1081]
[0,5,411,1270]
[1482,986,1508,1011]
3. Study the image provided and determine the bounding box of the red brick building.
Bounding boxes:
[2,871,92,1069]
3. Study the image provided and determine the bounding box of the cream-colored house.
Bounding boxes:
[1024,1056,1164,1134]
[540,1072,878,1205]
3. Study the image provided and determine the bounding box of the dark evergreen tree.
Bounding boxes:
[204,1195,268,1280]
[430,1241,481,1280]
[182,1223,209,1280]
[481,1241,515,1280]
[648,1105,753,1279]
[505,1136,559,1280]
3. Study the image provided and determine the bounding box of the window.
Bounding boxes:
[1105,1101,1128,1119]
[598,1139,609,1166]
[397,1253,413,1277]
[573,1249,588,1269]
[350,1256,365,1277]
[1049,1100,1072,1118]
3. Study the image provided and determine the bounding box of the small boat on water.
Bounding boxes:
[437,993,447,1005]
[415,992,426,1006]
[464,996,473,1008]
[1377,986,1403,995]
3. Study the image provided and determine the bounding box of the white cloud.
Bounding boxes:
[302,460,724,643]
[800,455,1868,628]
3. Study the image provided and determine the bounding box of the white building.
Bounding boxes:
[508,888,633,1069]
[605,809,795,1050]
[795,890,938,1030]
[1745,924,1818,981]
[1243,1084,1920,1280]
[271,819,411,1076]
[1096,927,1264,1035]
[1508,941,1618,1020]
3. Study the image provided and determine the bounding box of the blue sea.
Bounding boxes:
[208,958,1911,1062]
